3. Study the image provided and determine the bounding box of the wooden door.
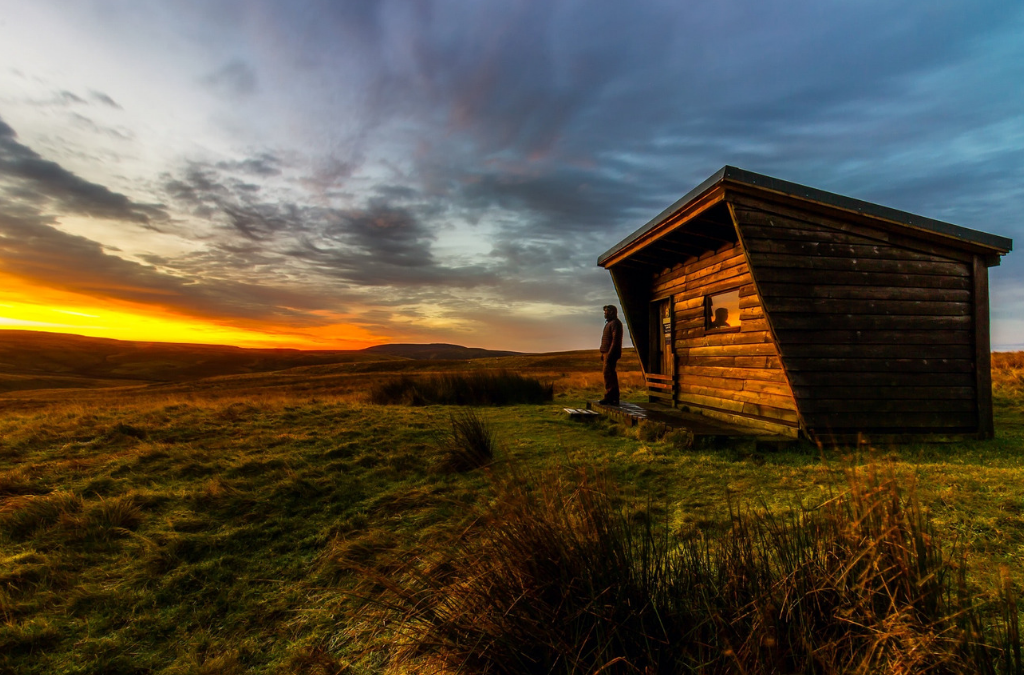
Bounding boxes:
[659,299,673,376]
[647,299,675,405]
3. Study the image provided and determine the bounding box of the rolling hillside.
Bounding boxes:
[363,343,520,360]
[0,331,526,393]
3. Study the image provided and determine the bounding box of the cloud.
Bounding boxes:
[0,208,332,324]
[202,59,258,98]
[162,160,498,289]
[0,118,358,327]
[69,113,134,141]
[215,152,283,177]
[294,202,498,288]
[89,90,122,109]
[0,115,165,224]
[58,90,87,105]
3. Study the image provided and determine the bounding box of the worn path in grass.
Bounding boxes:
[1,354,1023,673]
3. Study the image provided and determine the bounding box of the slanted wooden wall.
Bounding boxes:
[650,241,800,437]
[730,198,979,439]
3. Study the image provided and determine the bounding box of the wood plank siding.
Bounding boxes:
[651,242,801,437]
[730,201,978,439]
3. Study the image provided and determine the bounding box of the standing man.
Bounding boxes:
[599,305,623,406]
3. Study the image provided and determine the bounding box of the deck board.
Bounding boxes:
[587,400,794,446]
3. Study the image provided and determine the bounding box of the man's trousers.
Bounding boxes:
[602,353,619,404]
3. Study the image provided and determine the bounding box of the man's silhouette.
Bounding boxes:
[599,305,623,405]
[710,307,730,328]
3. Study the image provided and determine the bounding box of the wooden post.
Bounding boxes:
[974,255,994,439]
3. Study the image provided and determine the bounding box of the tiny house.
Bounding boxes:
[598,167,1012,442]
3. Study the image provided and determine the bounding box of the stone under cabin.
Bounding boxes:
[597,166,1012,443]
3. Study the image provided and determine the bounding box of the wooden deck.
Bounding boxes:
[587,399,796,448]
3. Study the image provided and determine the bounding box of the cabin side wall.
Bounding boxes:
[651,242,801,437]
[730,198,979,439]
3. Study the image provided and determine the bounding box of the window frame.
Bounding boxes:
[702,286,744,335]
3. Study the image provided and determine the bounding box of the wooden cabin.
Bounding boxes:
[598,167,1012,442]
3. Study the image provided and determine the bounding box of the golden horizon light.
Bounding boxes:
[0,275,385,350]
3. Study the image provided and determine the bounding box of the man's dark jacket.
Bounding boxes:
[601,317,623,360]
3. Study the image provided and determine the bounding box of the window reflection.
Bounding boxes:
[704,290,741,330]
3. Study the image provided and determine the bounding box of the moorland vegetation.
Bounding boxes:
[0,348,1023,673]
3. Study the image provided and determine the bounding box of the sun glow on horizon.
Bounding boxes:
[0,275,386,350]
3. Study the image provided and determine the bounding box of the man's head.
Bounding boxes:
[603,305,617,321]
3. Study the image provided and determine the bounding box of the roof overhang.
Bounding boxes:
[598,166,1014,268]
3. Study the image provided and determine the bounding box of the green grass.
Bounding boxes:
[0,355,1022,673]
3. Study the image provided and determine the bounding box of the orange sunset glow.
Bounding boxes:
[0,275,383,350]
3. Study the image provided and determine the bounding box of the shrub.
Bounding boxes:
[439,409,497,473]
[369,371,553,406]
[353,464,1022,675]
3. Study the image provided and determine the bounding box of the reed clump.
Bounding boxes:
[353,463,1022,675]
[369,371,553,406]
[439,409,498,473]
[0,491,83,540]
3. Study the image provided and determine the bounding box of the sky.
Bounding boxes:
[0,1,1021,352]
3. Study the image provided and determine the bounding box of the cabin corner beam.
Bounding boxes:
[974,255,994,439]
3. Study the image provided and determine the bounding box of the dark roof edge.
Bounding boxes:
[598,165,1013,266]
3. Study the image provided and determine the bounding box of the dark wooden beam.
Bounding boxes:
[974,254,994,439]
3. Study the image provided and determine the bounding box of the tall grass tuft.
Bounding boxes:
[85,494,143,538]
[370,370,553,406]
[0,490,83,539]
[353,463,1022,675]
[439,409,497,472]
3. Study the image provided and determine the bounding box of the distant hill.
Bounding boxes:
[0,330,400,392]
[0,331,520,394]
[362,343,521,360]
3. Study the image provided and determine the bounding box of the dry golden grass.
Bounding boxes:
[994,351,1024,400]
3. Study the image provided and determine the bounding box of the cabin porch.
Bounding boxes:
[585,399,796,448]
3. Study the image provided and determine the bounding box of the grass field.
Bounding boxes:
[1,350,1023,673]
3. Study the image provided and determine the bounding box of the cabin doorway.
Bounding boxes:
[650,299,674,376]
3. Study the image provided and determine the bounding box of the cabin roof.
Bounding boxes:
[597,166,1013,266]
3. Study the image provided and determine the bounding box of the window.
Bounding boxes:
[703,289,741,332]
